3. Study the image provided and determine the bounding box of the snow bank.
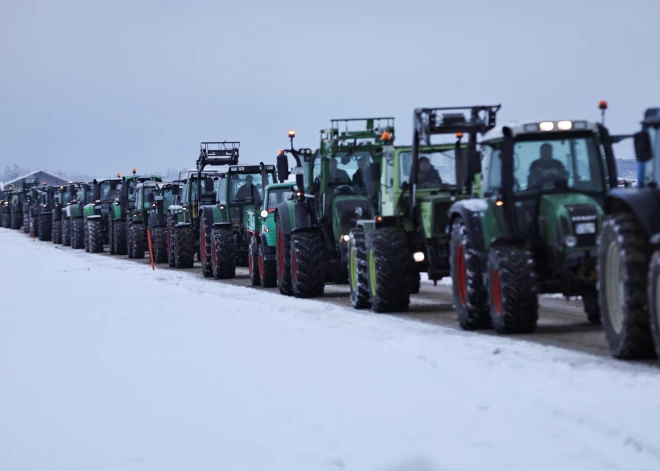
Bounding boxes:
[1,230,659,471]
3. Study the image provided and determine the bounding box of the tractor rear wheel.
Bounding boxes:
[114,221,127,256]
[39,214,52,242]
[88,220,103,253]
[11,211,21,230]
[582,295,600,324]
[211,226,236,279]
[598,213,655,359]
[153,227,168,263]
[174,225,194,268]
[450,219,490,330]
[487,247,539,334]
[132,224,145,259]
[62,218,71,246]
[72,218,85,249]
[52,220,61,244]
[200,211,213,277]
[648,250,660,358]
[366,227,410,312]
[259,241,277,288]
[290,231,325,298]
[275,212,293,296]
[248,235,260,286]
[348,227,370,309]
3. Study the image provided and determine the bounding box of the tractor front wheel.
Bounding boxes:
[167,216,176,267]
[71,218,85,249]
[348,227,370,309]
[132,224,145,259]
[153,227,168,263]
[88,220,103,253]
[114,221,127,256]
[366,227,410,312]
[290,231,325,298]
[275,213,292,296]
[487,247,539,334]
[248,235,260,286]
[11,211,21,230]
[108,218,115,254]
[211,226,236,279]
[84,219,90,252]
[259,241,277,288]
[62,218,71,246]
[598,213,655,359]
[200,211,213,277]
[39,214,53,242]
[648,250,660,358]
[174,225,194,268]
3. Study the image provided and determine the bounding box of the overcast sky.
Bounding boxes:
[1,0,658,177]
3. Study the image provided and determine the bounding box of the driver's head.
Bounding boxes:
[244,175,253,186]
[419,157,431,172]
[540,143,553,160]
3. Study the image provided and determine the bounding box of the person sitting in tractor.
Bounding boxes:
[235,175,262,205]
[528,143,568,188]
[351,155,371,194]
[417,156,442,188]
[328,158,351,185]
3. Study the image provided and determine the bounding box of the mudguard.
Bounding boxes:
[275,201,294,235]
[448,199,488,252]
[605,187,660,238]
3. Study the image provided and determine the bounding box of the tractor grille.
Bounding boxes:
[565,204,598,247]
[433,201,451,235]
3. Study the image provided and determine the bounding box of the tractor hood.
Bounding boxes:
[537,193,603,253]
[332,194,373,242]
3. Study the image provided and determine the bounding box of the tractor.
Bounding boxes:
[22,178,42,235]
[598,107,660,360]
[33,184,57,242]
[83,177,123,253]
[447,108,620,334]
[108,170,163,257]
[6,184,25,230]
[273,119,393,299]
[167,142,239,270]
[62,182,93,249]
[52,184,75,245]
[145,181,183,263]
[208,162,277,279]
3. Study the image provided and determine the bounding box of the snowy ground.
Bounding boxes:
[2,230,660,471]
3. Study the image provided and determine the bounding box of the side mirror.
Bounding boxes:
[204,177,215,192]
[634,131,653,163]
[277,154,290,183]
[370,162,381,182]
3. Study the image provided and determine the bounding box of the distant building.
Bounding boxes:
[615,159,638,179]
[1,170,70,190]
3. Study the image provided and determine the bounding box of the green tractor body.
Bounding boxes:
[448,115,619,334]
[83,178,123,253]
[598,107,660,360]
[62,182,93,249]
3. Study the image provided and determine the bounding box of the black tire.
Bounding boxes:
[62,218,71,246]
[450,219,490,330]
[648,250,660,358]
[259,242,277,288]
[248,235,260,286]
[11,211,21,230]
[108,218,115,255]
[23,214,29,233]
[582,295,600,324]
[114,221,127,256]
[275,212,293,296]
[174,225,194,268]
[348,228,370,309]
[84,218,90,252]
[88,219,103,253]
[487,247,539,334]
[71,218,85,249]
[200,211,214,277]
[132,224,145,259]
[366,227,410,312]
[126,217,134,257]
[153,227,168,263]
[167,215,176,267]
[598,213,655,359]
[290,231,325,298]
[212,226,236,279]
[410,271,421,295]
[52,220,61,244]
[39,214,52,241]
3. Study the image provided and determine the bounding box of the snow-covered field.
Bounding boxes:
[2,230,660,471]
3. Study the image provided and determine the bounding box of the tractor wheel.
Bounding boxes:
[487,247,539,334]
[62,218,71,246]
[211,226,236,279]
[126,217,134,257]
[174,225,194,268]
[88,220,103,253]
[259,241,277,288]
[366,227,411,312]
[108,218,115,255]
[348,228,370,309]
[648,250,660,358]
[200,211,214,277]
[582,295,600,324]
[248,235,260,286]
[153,227,168,263]
[84,219,90,252]
[71,218,85,249]
[598,213,655,359]
[450,219,490,330]
[132,224,145,259]
[290,231,325,298]
[39,214,53,242]
[53,219,62,244]
[275,212,293,296]
[167,216,176,267]
[113,221,127,256]
[23,215,29,233]
[11,211,21,230]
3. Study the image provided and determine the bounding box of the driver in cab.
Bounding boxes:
[416,157,442,188]
[528,143,568,187]
[328,158,351,184]
[235,175,262,205]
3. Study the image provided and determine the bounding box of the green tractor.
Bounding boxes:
[273,119,392,298]
[62,182,93,249]
[34,185,58,242]
[207,162,277,279]
[52,184,75,245]
[83,177,123,253]
[109,170,163,257]
[6,185,25,230]
[145,181,183,264]
[447,113,620,334]
[21,178,42,235]
[598,107,660,360]
[167,142,239,270]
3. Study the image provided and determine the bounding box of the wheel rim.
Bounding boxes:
[605,240,625,334]
[349,242,357,292]
[456,242,468,306]
[491,268,502,316]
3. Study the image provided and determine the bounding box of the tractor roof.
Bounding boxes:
[323,117,395,154]
[482,119,600,142]
[643,108,660,126]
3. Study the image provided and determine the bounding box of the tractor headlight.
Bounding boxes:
[414,251,425,262]
[341,234,349,242]
[564,235,577,248]
[260,210,268,218]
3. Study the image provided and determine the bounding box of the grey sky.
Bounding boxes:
[1,0,658,177]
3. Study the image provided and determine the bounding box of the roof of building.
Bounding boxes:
[2,169,69,186]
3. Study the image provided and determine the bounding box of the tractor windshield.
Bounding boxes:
[100,182,122,201]
[75,187,86,202]
[60,191,73,204]
[511,136,604,194]
[400,149,458,189]
[229,172,275,206]
[141,187,158,208]
[265,187,294,210]
[328,151,376,197]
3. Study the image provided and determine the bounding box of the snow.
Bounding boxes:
[2,230,660,471]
